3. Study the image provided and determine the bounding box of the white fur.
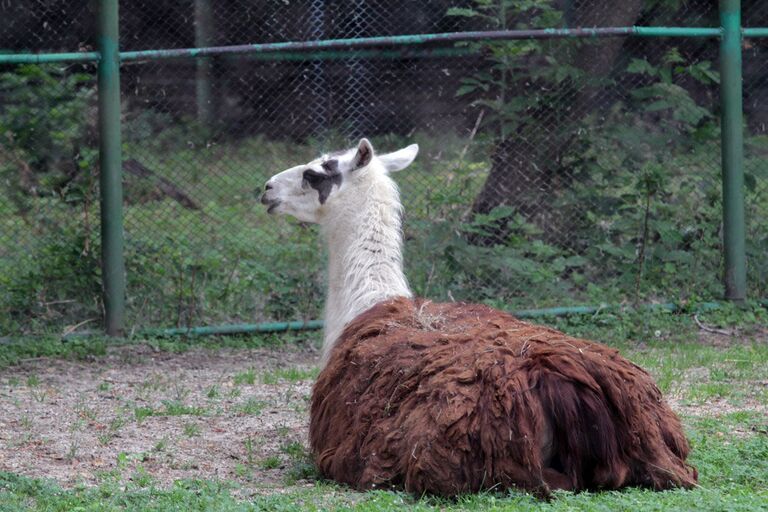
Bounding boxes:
[262,140,418,363]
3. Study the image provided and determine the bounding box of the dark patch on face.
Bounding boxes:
[321,159,339,174]
[303,160,342,204]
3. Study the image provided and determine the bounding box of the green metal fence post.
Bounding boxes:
[98,0,126,335]
[195,0,214,126]
[719,0,747,301]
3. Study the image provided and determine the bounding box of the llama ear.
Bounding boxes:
[379,144,419,173]
[352,138,374,170]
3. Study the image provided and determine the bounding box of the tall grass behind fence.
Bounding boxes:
[0,1,766,337]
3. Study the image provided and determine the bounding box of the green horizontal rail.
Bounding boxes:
[2,25,751,65]
[512,301,722,318]
[0,47,471,65]
[631,27,721,37]
[4,25,768,66]
[60,300,768,340]
[743,27,768,37]
[228,46,476,63]
[0,51,100,64]
[136,319,325,337]
[117,27,724,62]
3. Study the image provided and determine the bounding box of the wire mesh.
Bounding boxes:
[0,1,100,335]
[744,10,768,299]
[0,0,765,337]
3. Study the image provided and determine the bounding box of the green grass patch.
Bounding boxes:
[0,336,108,370]
[259,456,281,470]
[0,330,319,371]
[183,422,202,437]
[236,398,267,416]
[134,407,155,423]
[279,441,320,485]
[159,400,207,417]
[233,368,256,385]
[262,367,319,384]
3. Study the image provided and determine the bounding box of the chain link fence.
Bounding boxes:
[744,3,768,299]
[1,1,766,337]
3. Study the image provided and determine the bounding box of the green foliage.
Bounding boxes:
[745,137,768,298]
[404,128,725,308]
[0,65,102,334]
[437,1,729,307]
[134,406,155,423]
[449,0,574,140]
[559,51,722,300]
[0,64,96,211]
[114,135,325,330]
[1,224,102,333]
[1,125,764,334]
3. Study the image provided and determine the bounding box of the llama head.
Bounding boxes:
[260,138,419,223]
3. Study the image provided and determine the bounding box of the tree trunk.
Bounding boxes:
[570,0,647,114]
[470,0,645,245]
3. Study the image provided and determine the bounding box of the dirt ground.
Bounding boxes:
[0,339,765,492]
[0,344,319,492]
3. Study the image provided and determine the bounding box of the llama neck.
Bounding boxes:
[321,173,411,360]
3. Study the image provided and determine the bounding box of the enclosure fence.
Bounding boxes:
[0,0,766,339]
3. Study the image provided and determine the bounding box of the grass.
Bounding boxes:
[0,330,316,371]
[1,423,767,512]
[262,367,319,384]
[183,422,201,437]
[134,407,155,423]
[98,416,128,446]
[160,400,208,417]
[281,441,321,485]
[259,456,281,470]
[236,397,267,415]
[233,368,256,385]
[132,402,210,421]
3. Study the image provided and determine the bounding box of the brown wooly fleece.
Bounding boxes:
[310,297,697,498]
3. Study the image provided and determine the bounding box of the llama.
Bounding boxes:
[260,138,698,497]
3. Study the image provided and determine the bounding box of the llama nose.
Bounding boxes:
[264,183,273,191]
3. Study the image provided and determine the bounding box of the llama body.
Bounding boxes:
[261,139,697,496]
[312,297,697,495]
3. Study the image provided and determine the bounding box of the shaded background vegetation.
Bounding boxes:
[1,0,767,336]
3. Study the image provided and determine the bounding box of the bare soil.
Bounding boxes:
[0,344,318,491]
